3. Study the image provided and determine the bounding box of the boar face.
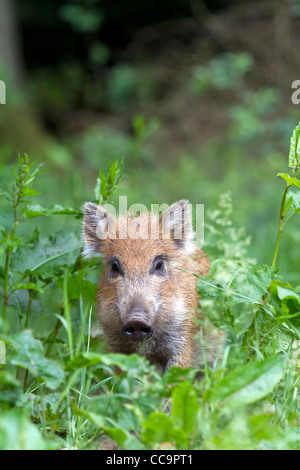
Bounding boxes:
[82,200,210,370]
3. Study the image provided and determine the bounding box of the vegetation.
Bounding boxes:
[0,122,299,449]
[0,0,300,451]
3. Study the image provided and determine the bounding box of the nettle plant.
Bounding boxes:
[0,122,299,450]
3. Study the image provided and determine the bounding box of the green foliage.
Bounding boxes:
[59,0,110,68]
[59,1,104,34]
[0,143,300,450]
[106,65,159,111]
[208,355,286,409]
[288,121,300,169]
[0,411,55,450]
[190,52,253,93]
[94,157,124,204]
[272,122,300,267]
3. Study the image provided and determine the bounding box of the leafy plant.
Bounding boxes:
[274,122,300,267]
[0,123,300,450]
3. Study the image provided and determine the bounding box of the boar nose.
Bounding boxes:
[121,319,154,342]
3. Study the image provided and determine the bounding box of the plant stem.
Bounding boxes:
[271,185,290,268]
[24,286,34,329]
[2,250,11,324]
[2,198,20,324]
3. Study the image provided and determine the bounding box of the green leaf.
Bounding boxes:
[201,260,276,305]
[162,367,198,390]
[65,352,148,376]
[171,382,199,437]
[24,204,79,219]
[282,192,293,217]
[73,407,143,449]
[209,355,286,409]
[288,121,300,169]
[277,173,300,189]
[198,260,277,335]
[65,352,102,371]
[0,411,55,450]
[2,330,65,390]
[286,190,300,214]
[93,158,124,204]
[56,271,97,302]
[21,188,39,197]
[11,232,81,279]
[142,412,186,448]
[228,263,277,305]
[59,4,104,33]
[277,286,300,302]
[0,371,21,405]
[10,282,44,294]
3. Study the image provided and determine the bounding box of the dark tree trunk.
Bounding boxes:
[0,0,24,84]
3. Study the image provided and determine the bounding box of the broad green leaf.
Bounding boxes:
[171,382,199,437]
[2,330,65,390]
[198,260,277,335]
[228,264,277,305]
[0,411,55,450]
[66,351,148,375]
[210,355,286,409]
[11,232,81,279]
[288,121,300,169]
[56,271,97,302]
[201,260,276,304]
[205,413,286,450]
[24,204,79,219]
[142,412,186,448]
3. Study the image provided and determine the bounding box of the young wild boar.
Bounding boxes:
[82,200,222,372]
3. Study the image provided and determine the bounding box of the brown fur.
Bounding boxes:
[82,200,222,372]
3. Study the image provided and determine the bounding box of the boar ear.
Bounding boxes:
[82,202,116,258]
[161,200,194,250]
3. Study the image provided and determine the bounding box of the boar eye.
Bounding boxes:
[155,261,163,271]
[111,262,120,273]
[108,258,124,278]
[150,256,166,276]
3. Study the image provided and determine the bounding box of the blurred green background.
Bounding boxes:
[0,0,300,282]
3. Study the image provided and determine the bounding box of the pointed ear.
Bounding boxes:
[161,200,194,250]
[82,202,116,258]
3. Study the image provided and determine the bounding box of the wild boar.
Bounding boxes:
[82,200,222,372]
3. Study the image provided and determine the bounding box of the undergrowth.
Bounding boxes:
[0,125,300,450]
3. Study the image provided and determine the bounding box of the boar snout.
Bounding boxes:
[121,319,154,342]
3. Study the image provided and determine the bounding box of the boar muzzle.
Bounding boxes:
[121,319,154,342]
